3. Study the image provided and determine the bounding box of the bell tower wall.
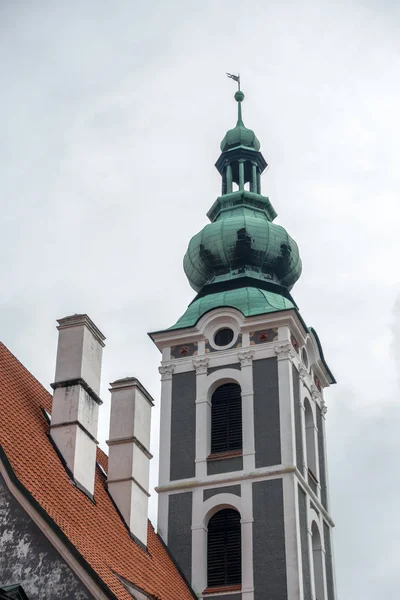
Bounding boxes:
[153,308,336,600]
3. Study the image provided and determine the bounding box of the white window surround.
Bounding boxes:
[301,381,323,500]
[204,315,242,352]
[202,493,243,526]
[205,369,244,399]
[309,517,327,600]
[304,398,317,476]
[202,368,254,464]
[192,492,254,597]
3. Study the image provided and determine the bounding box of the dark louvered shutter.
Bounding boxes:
[211,383,242,454]
[207,509,241,587]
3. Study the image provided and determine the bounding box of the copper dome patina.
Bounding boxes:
[176,87,302,329]
[220,91,260,152]
[169,287,295,330]
[183,203,301,293]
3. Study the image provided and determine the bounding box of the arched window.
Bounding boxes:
[207,508,241,587]
[211,383,242,454]
[304,399,318,490]
[312,521,326,600]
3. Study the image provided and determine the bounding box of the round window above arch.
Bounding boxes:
[214,328,235,348]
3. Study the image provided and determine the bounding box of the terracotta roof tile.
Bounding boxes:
[0,342,194,600]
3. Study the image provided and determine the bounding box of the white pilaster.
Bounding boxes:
[275,328,296,466]
[157,363,175,541]
[158,363,175,486]
[319,399,331,511]
[191,487,207,595]
[283,474,301,600]
[311,386,322,496]
[299,374,308,478]
[241,479,254,599]
[308,525,316,600]
[194,357,210,479]
[239,350,255,471]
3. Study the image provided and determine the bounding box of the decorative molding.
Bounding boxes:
[238,349,255,366]
[311,384,321,401]
[158,363,175,380]
[192,356,210,374]
[249,327,278,345]
[321,398,328,416]
[299,365,308,382]
[274,342,296,361]
[291,334,300,353]
[171,342,198,359]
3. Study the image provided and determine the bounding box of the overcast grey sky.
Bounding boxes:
[1,1,400,598]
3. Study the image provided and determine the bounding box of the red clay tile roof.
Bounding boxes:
[0,342,194,600]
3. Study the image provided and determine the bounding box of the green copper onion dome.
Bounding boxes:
[174,87,302,329]
[220,91,260,152]
[184,206,301,292]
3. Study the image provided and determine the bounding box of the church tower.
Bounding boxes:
[150,88,337,600]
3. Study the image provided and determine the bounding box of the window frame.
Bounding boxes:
[207,508,242,588]
[210,382,243,456]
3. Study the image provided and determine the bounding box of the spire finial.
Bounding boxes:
[226,72,241,90]
[226,73,245,126]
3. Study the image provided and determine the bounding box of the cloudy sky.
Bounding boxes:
[1,1,400,598]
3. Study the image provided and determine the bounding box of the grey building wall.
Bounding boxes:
[324,521,335,600]
[207,456,243,476]
[316,406,327,508]
[253,358,281,468]
[298,485,311,600]
[170,371,196,481]
[208,362,241,374]
[252,479,287,600]
[292,365,303,472]
[0,474,93,600]
[168,492,193,584]
[203,485,241,501]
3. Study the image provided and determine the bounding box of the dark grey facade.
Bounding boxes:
[170,372,196,481]
[316,406,327,508]
[253,358,281,468]
[0,475,93,600]
[252,478,287,600]
[168,492,193,583]
[206,456,243,475]
[203,485,241,501]
[208,362,241,374]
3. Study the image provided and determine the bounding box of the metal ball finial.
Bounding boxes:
[234,90,245,102]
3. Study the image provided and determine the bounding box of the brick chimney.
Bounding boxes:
[107,377,154,547]
[50,314,105,498]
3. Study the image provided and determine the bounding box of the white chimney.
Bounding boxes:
[50,314,105,498]
[107,377,154,547]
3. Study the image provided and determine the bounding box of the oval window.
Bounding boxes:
[214,328,234,347]
[302,348,309,369]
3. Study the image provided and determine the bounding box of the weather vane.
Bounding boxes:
[226,72,241,90]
